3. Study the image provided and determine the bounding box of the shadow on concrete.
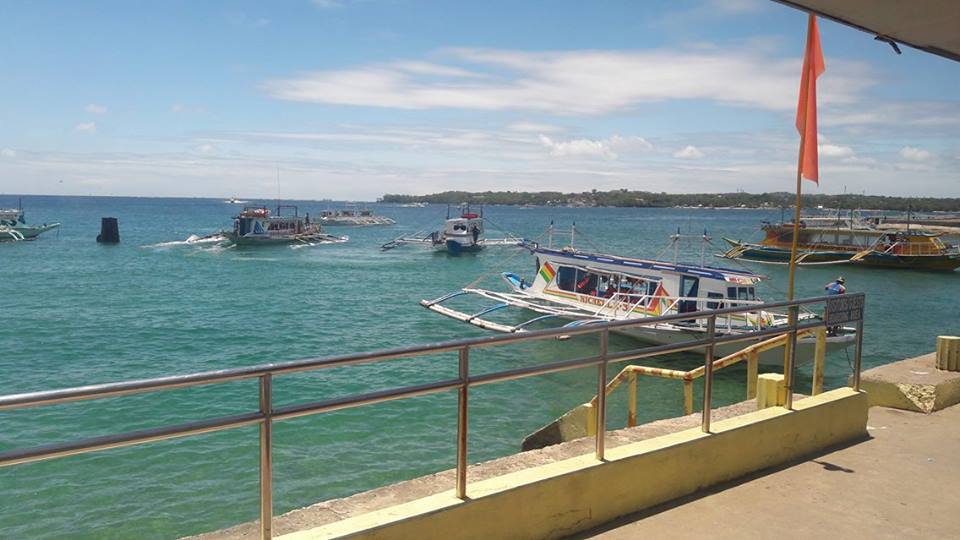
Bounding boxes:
[811,459,855,473]
[564,434,871,539]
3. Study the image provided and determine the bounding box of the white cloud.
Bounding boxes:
[536,134,650,159]
[75,121,97,133]
[539,135,617,159]
[608,135,653,151]
[673,145,704,159]
[822,102,960,130]
[508,122,564,133]
[819,144,854,158]
[0,148,16,158]
[900,146,931,161]
[85,104,107,114]
[195,143,216,154]
[263,47,873,115]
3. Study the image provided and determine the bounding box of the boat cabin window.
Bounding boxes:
[706,292,724,309]
[575,270,598,295]
[606,275,659,306]
[726,286,756,302]
[557,266,577,291]
[554,266,601,296]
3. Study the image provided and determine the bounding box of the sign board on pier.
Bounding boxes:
[824,295,864,326]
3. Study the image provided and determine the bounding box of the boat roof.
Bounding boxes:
[532,245,763,283]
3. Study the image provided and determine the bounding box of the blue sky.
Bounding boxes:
[1,0,958,199]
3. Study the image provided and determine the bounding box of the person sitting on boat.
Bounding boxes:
[576,273,596,295]
[825,276,846,296]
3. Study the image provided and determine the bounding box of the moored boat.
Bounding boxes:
[381,204,520,253]
[722,217,960,271]
[319,206,395,226]
[422,237,855,364]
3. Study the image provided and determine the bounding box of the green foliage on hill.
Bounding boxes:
[380,190,960,212]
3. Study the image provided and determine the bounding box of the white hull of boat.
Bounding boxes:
[613,323,851,366]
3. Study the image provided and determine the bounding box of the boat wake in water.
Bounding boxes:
[144,233,227,248]
[146,232,348,251]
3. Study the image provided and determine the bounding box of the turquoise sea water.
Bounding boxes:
[2,195,958,539]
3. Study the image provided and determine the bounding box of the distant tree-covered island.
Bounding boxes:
[380,190,960,212]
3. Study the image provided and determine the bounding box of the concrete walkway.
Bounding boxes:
[572,405,960,539]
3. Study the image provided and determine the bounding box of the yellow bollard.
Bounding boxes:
[812,327,827,395]
[936,336,960,372]
[756,373,787,409]
[683,380,694,415]
[584,403,597,436]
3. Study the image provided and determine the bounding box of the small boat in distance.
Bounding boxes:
[225,197,248,204]
[225,205,347,246]
[722,216,960,271]
[381,204,520,253]
[0,206,60,241]
[319,206,396,226]
[421,234,855,364]
[399,202,428,208]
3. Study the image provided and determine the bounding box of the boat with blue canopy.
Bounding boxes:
[421,232,855,365]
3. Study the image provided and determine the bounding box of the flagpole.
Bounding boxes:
[785,13,821,376]
[786,139,806,302]
[784,123,805,375]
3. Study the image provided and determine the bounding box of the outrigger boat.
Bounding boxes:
[721,216,960,271]
[421,234,855,365]
[225,205,347,246]
[382,204,521,254]
[319,206,396,226]
[0,207,60,241]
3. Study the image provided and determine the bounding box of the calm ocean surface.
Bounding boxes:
[2,195,958,539]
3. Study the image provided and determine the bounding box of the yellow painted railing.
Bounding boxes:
[585,327,828,426]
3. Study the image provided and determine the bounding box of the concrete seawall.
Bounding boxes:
[192,388,867,540]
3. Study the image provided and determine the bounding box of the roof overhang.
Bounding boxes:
[773,0,960,62]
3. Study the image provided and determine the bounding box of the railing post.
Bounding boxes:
[683,379,694,415]
[456,347,469,499]
[259,374,273,540]
[746,350,758,399]
[627,370,637,427]
[785,305,799,410]
[701,315,716,433]
[853,319,864,391]
[595,329,608,461]
[812,327,826,395]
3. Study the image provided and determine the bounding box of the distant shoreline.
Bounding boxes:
[380,190,960,213]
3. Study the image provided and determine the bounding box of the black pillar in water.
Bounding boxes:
[97,217,120,243]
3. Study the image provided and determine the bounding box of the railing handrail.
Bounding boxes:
[0,293,855,412]
[0,292,865,539]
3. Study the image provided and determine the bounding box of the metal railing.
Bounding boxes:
[0,293,865,539]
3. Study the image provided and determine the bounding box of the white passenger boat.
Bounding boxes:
[319,206,395,226]
[225,205,347,246]
[421,237,855,364]
[0,207,60,241]
[382,204,521,253]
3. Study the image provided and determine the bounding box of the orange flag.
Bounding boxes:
[796,14,825,184]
